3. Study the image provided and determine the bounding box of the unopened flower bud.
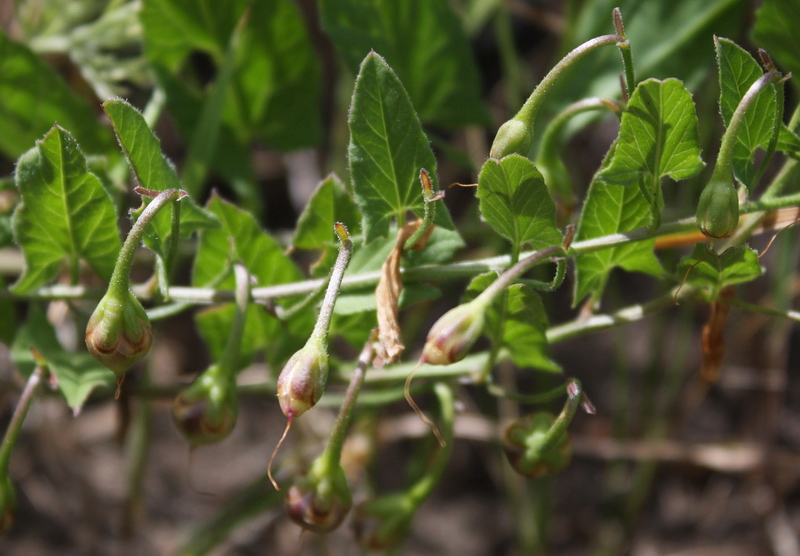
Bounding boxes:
[85,289,153,376]
[172,368,238,446]
[276,343,328,419]
[285,461,352,533]
[696,177,739,239]
[421,301,485,365]
[352,493,415,550]
[489,118,533,159]
[503,412,571,478]
[0,475,15,535]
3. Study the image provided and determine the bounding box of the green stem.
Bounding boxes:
[515,34,624,127]
[108,189,186,298]
[0,364,45,475]
[215,263,251,377]
[613,8,635,97]
[712,71,782,184]
[319,333,375,470]
[722,297,800,323]
[404,169,441,251]
[477,245,563,306]
[406,382,455,505]
[309,227,353,345]
[536,379,583,454]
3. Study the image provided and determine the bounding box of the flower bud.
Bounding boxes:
[0,475,15,535]
[85,289,152,376]
[489,118,533,159]
[276,344,328,419]
[421,301,485,365]
[172,368,238,446]
[503,412,571,478]
[696,178,739,239]
[352,493,414,550]
[285,461,352,533]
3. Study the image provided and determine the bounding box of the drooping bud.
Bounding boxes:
[276,343,328,419]
[503,412,571,478]
[421,300,485,365]
[285,459,352,533]
[352,493,415,550]
[172,367,238,446]
[85,289,153,376]
[490,118,533,159]
[0,475,15,535]
[696,177,739,239]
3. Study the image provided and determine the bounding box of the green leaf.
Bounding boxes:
[467,274,559,372]
[574,144,663,305]
[751,0,800,87]
[0,30,111,159]
[11,125,121,294]
[193,194,311,366]
[12,306,115,413]
[319,0,489,128]
[778,126,800,159]
[292,174,362,251]
[348,52,455,242]
[141,0,322,151]
[476,155,563,251]
[676,243,763,298]
[715,37,777,189]
[103,99,218,262]
[598,78,705,229]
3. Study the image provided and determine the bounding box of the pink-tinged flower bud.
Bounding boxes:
[85,289,152,376]
[421,301,485,365]
[352,493,415,550]
[285,462,352,533]
[0,475,15,535]
[696,177,739,239]
[503,412,571,478]
[172,368,238,446]
[276,344,328,419]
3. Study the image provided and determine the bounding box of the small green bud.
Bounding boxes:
[0,475,15,535]
[421,301,485,365]
[503,412,571,478]
[489,118,533,159]
[352,493,415,550]
[285,461,352,533]
[276,344,328,419]
[696,178,739,239]
[85,289,153,376]
[172,368,238,446]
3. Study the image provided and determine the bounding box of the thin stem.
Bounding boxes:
[216,263,251,376]
[407,382,455,505]
[404,169,441,251]
[515,34,624,126]
[536,379,583,453]
[613,8,636,96]
[319,333,376,469]
[309,226,353,345]
[0,364,45,475]
[712,72,781,184]
[722,298,800,323]
[109,189,186,297]
[477,245,563,304]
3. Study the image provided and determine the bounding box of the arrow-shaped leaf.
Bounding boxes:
[12,125,121,293]
[477,154,562,252]
[676,242,763,299]
[348,52,454,242]
[598,78,705,229]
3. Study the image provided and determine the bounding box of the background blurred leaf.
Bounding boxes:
[292,174,363,251]
[11,125,120,294]
[0,30,110,159]
[477,155,562,252]
[348,52,455,242]
[319,0,489,128]
[751,0,800,89]
[141,0,321,152]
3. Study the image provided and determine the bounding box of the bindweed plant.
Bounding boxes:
[1,0,800,554]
